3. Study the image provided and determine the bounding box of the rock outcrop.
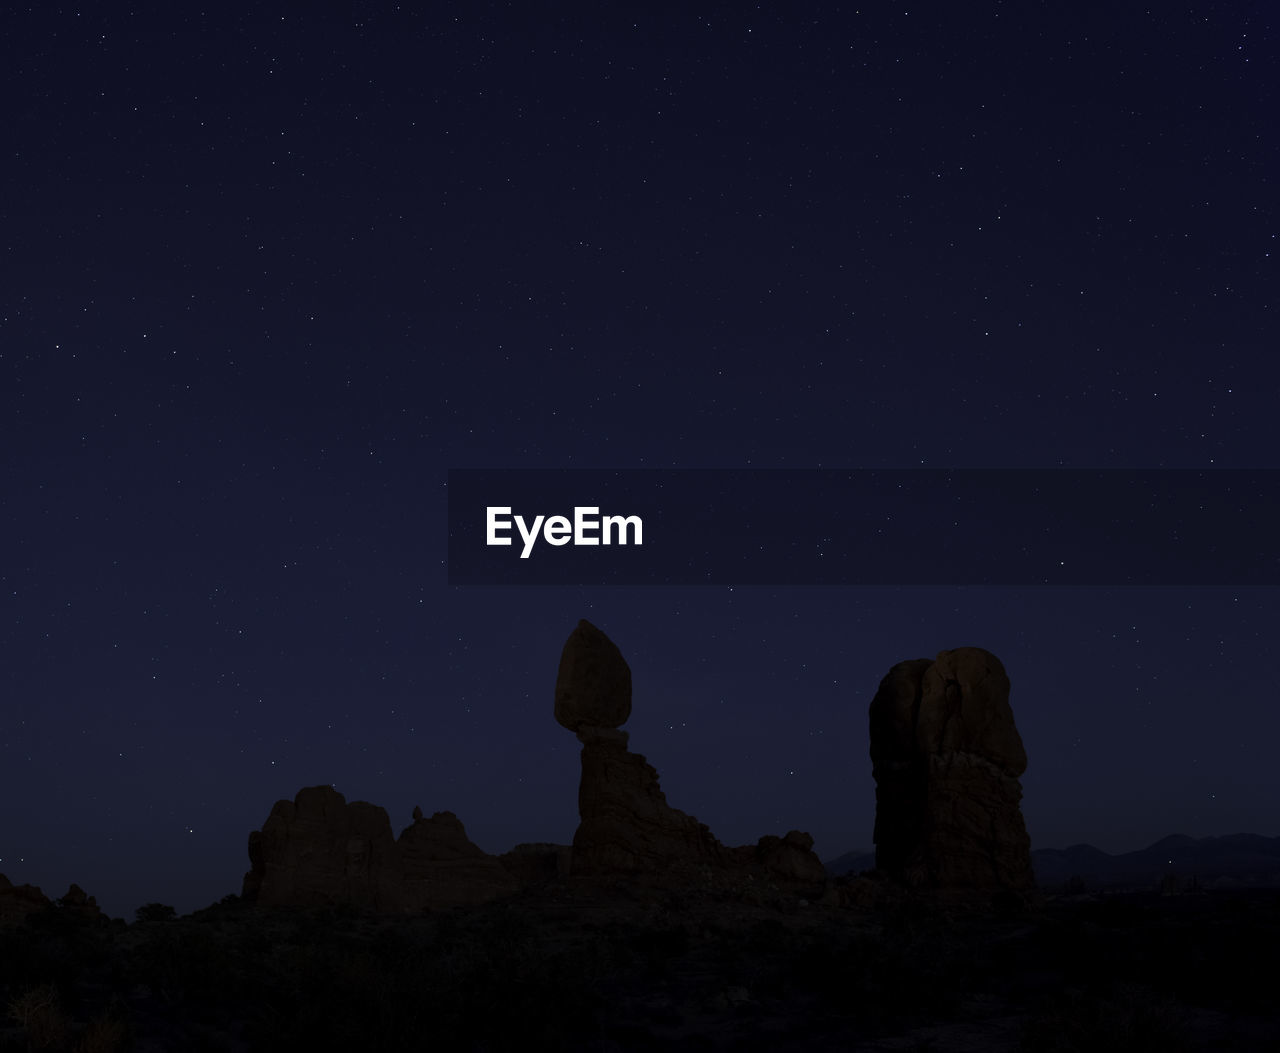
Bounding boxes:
[498,842,573,884]
[868,647,1033,890]
[559,619,824,886]
[0,874,52,926]
[750,831,830,885]
[573,724,731,874]
[399,807,521,907]
[243,785,403,911]
[242,787,518,912]
[57,883,103,919]
[0,876,103,926]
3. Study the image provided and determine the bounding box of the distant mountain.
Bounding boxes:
[1032,833,1280,890]
[824,834,1280,890]
[822,849,876,878]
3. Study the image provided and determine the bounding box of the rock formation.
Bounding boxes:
[749,831,830,885]
[243,785,403,911]
[243,619,834,909]
[557,619,729,874]
[0,876,103,926]
[399,807,521,907]
[242,786,518,912]
[573,724,731,874]
[0,874,52,926]
[57,883,103,919]
[558,619,825,886]
[498,842,573,884]
[868,647,1033,890]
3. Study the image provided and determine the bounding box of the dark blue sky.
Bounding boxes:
[2,2,1276,918]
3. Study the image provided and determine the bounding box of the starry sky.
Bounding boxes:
[2,3,1276,919]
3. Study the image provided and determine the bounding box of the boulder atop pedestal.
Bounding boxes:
[556,620,826,888]
[556,622,725,875]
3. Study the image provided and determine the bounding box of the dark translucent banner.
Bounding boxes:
[446,469,1279,586]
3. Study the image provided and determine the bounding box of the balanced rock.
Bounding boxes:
[869,647,1033,890]
[557,620,829,886]
[557,621,735,875]
[555,619,632,731]
[560,621,829,885]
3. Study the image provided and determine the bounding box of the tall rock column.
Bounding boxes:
[869,647,1033,890]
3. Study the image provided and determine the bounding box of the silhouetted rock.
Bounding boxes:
[555,618,632,731]
[753,831,830,884]
[399,808,520,907]
[242,787,518,912]
[558,621,826,887]
[498,842,573,883]
[573,724,730,874]
[245,620,835,908]
[58,883,102,919]
[0,876,105,926]
[243,785,403,911]
[869,647,1033,890]
[0,873,51,926]
[399,808,485,861]
[558,620,726,874]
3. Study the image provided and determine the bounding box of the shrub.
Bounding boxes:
[75,1010,130,1053]
[7,983,70,1050]
[134,903,177,924]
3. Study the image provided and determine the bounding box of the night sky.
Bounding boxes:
[3,3,1276,919]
